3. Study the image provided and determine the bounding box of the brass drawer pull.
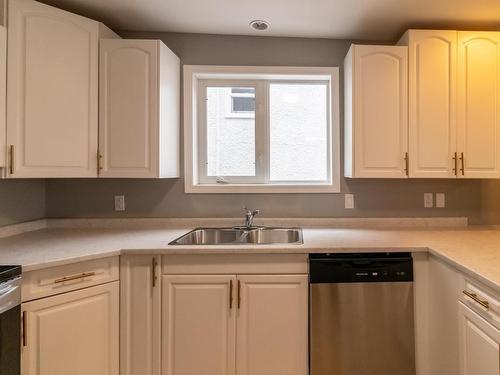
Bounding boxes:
[463,290,489,309]
[54,271,96,284]
[229,280,233,309]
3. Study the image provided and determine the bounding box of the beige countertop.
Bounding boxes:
[0,222,499,291]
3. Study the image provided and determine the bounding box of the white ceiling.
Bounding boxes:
[46,0,500,41]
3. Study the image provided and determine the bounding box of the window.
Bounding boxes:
[184,66,340,193]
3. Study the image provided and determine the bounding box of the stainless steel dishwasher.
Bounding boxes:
[309,253,415,375]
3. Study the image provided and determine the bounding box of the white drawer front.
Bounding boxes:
[162,254,308,275]
[22,256,119,302]
[462,278,500,329]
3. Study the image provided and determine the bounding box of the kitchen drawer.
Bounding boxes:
[461,277,500,329]
[22,256,119,302]
[162,254,308,275]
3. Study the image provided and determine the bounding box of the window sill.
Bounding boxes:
[185,183,340,194]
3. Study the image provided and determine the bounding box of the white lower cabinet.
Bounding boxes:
[459,302,500,375]
[162,275,237,375]
[162,274,308,375]
[236,275,308,375]
[120,255,161,375]
[21,281,119,375]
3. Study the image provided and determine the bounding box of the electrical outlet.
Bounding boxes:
[114,195,125,211]
[436,193,445,208]
[345,194,354,209]
[424,193,433,208]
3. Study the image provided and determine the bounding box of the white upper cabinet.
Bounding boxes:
[344,44,408,178]
[0,26,5,173]
[5,0,117,178]
[400,30,457,178]
[99,39,180,178]
[457,32,500,178]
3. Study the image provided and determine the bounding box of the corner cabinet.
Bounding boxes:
[99,39,180,178]
[344,44,408,178]
[6,0,118,178]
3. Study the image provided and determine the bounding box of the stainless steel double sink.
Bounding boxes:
[169,227,303,245]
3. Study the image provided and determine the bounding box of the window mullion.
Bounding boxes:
[255,81,267,184]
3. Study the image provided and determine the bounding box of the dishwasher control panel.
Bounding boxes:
[309,252,413,283]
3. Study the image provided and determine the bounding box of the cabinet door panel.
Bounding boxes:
[21,281,119,375]
[121,256,161,375]
[407,30,457,177]
[162,275,236,375]
[236,275,308,375]
[458,32,500,178]
[99,40,159,177]
[6,0,98,177]
[459,303,500,375]
[353,45,408,178]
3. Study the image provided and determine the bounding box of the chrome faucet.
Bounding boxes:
[243,207,260,229]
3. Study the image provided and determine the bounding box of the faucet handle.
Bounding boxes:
[243,207,260,215]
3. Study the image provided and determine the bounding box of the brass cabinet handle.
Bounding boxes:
[229,280,233,309]
[404,152,409,176]
[459,152,465,176]
[237,280,241,309]
[9,145,14,175]
[97,151,103,174]
[22,311,27,347]
[452,152,458,176]
[152,257,158,288]
[54,271,96,284]
[463,290,489,309]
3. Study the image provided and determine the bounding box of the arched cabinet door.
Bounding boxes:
[344,44,408,178]
[99,39,180,178]
[6,0,101,178]
[403,30,457,178]
[457,32,500,178]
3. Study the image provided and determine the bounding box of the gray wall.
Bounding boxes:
[0,180,45,226]
[45,32,487,223]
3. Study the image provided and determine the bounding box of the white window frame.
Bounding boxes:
[184,65,340,194]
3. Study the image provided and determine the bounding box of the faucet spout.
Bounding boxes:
[243,207,260,229]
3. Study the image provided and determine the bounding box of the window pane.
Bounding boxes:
[269,83,328,181]
[206,87,256,177]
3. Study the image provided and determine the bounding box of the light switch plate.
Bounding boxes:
[345,194,355,209]
[114,195,125,211]
[424,193,433,208]
[436,193,445,208]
